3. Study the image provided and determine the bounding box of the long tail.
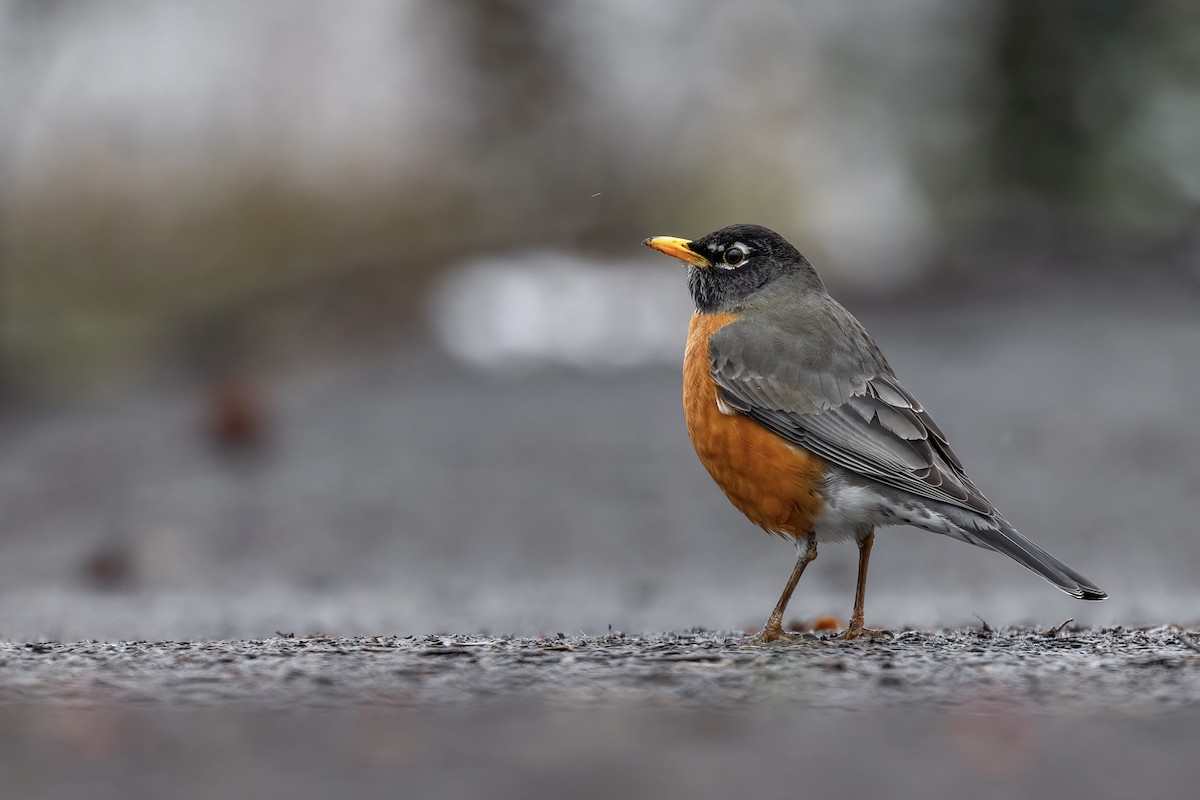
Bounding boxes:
[968,519,1107,600]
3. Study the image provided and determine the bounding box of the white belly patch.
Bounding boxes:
[812,470,957,543]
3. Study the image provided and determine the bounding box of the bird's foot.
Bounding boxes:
[842,622,891,641]
[749,624,798,645]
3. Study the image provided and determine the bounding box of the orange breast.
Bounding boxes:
[683,312,825,539]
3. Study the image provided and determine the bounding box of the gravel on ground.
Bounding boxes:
[4,626,1199,711]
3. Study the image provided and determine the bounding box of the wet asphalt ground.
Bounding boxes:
[4,628,1200,799]
[1,274,1199,797]
[5,627,1200,711]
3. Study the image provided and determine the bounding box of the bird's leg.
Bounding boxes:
[843,529,875,640]
[754,533,817,643]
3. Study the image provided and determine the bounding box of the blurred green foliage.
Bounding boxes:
[1,0,1198,396]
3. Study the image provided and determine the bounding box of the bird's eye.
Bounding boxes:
[723,246,746,267]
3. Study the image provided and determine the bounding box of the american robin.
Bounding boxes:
[644,224,1105,642]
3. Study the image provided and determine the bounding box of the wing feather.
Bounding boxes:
[709,315,993,516]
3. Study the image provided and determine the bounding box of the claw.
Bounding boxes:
[750,625,796,645]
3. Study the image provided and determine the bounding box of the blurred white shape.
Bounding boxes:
[431,252,693,370]
[5,0,440,184]
[1138,88,1200,202]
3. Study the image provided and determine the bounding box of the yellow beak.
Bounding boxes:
[643,235,712,269]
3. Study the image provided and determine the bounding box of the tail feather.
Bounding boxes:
[970,520,1107,601]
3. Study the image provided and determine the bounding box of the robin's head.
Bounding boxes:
[643,224,826,313]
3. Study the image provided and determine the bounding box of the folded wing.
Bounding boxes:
[709,315,992,516]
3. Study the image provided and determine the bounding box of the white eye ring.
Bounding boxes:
[723,245,747,268]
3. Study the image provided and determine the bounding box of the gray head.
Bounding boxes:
[643,224,826,313]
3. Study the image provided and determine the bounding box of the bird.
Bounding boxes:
[644,224,1105,642]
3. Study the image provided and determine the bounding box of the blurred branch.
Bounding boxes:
[990,0,1138,202]
[455,0,571,147]
[436,1,635,245]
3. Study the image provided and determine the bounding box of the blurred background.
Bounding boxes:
[1,0,1198,641]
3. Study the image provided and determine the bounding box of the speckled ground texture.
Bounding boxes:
[4,627,1200,710]
[4,628,1200,800]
